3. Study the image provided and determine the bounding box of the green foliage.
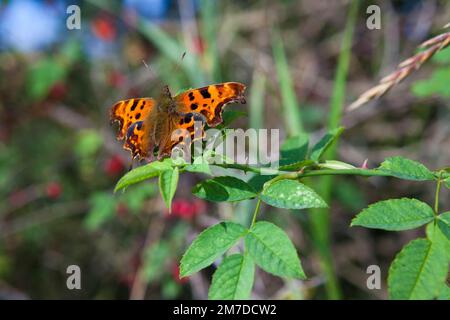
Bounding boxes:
[180,222,247,277]
[260,179,327,209]
[279,134,309,166]
[388,236,448,299]
[245,221,306,279]
[116,135,448,300]
[379,156,436,181]
[437,212,450,241]
[159,167,179,212]
[351,198,435,231]
[115,159,173,192]
[192,176,257,202]
[208,253,255,300]
[310,127,344,161]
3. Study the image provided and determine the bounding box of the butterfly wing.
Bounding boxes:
[156,112,206,159]
[110,97,155,140]
[174,82,246,127]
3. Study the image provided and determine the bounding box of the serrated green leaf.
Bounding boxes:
[114,159,173,192]
[247,175,277,192]
[351,198,435,231]
[388,238,448,299]
[208,253,255,300]
[379,156,435,181]
[279,135,309,166]
[245,221,306,279]
[437,212,450,241]
[192,176,257,202]
[180,222,247,277]
[437,284,450,300]
[260,179,327,209]
[310,127,344,161]
[159,167,179,212]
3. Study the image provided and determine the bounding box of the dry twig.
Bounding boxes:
[347,24,450,111]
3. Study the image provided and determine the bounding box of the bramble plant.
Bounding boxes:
[114,128,450,300]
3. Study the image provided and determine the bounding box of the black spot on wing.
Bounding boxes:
[188,92,195,101]
[130,99,139,111]
[199,88,211,99]
[191,103,198,110]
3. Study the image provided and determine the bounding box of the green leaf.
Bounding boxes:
[208,253,255,300]
[351,198,435,231]
[260,179,327,209]
[245,221,306,279]
[247,175,277,193]
[180,222,247,277]
[388,238,448,299]
[379,156,435,181]
[279,135,309,166]
[445,178,450,189]
[192,176,257,202]
[310,127,344,161]
[218,110,247,128]
[437,284,450,300]
[437,212,450,241]
[114,159,173,192]
[159,167,179,212]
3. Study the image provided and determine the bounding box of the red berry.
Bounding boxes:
[48,82,67,101]
[105,155,125,176]
[46,182,62,199]
[91,16,116,41]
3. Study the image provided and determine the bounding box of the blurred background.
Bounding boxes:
[0,0,449,299]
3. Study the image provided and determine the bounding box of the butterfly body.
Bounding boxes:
[110,82,246,161]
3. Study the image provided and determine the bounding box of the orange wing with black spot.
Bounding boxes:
[174,82,246,127]
[110,97,155,140]
[155,112,207,160]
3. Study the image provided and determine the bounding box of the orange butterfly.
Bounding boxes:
[110,82,246,161]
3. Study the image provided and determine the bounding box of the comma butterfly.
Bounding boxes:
[110,82,246,161]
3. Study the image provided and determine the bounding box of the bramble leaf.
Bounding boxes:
[310,127,344,161]
[279,134,309,166]
[159,167,179,212]
[114,159,173,192]
[260,179,327,209]
[192,176,257,202]
[388,237,448,299]
[351,198,434,231]
[208,253,255,300]
[437,212,450,241]
[180,222,247,277]
[245,221,306,279]
[378,156,435,181]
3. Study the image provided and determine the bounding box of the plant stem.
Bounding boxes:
[213,162,394,179]
[434,171,443,215]
[250,198,262,229]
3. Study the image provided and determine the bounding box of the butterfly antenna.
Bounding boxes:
[142,59,157,78]
[172,51,186,74]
